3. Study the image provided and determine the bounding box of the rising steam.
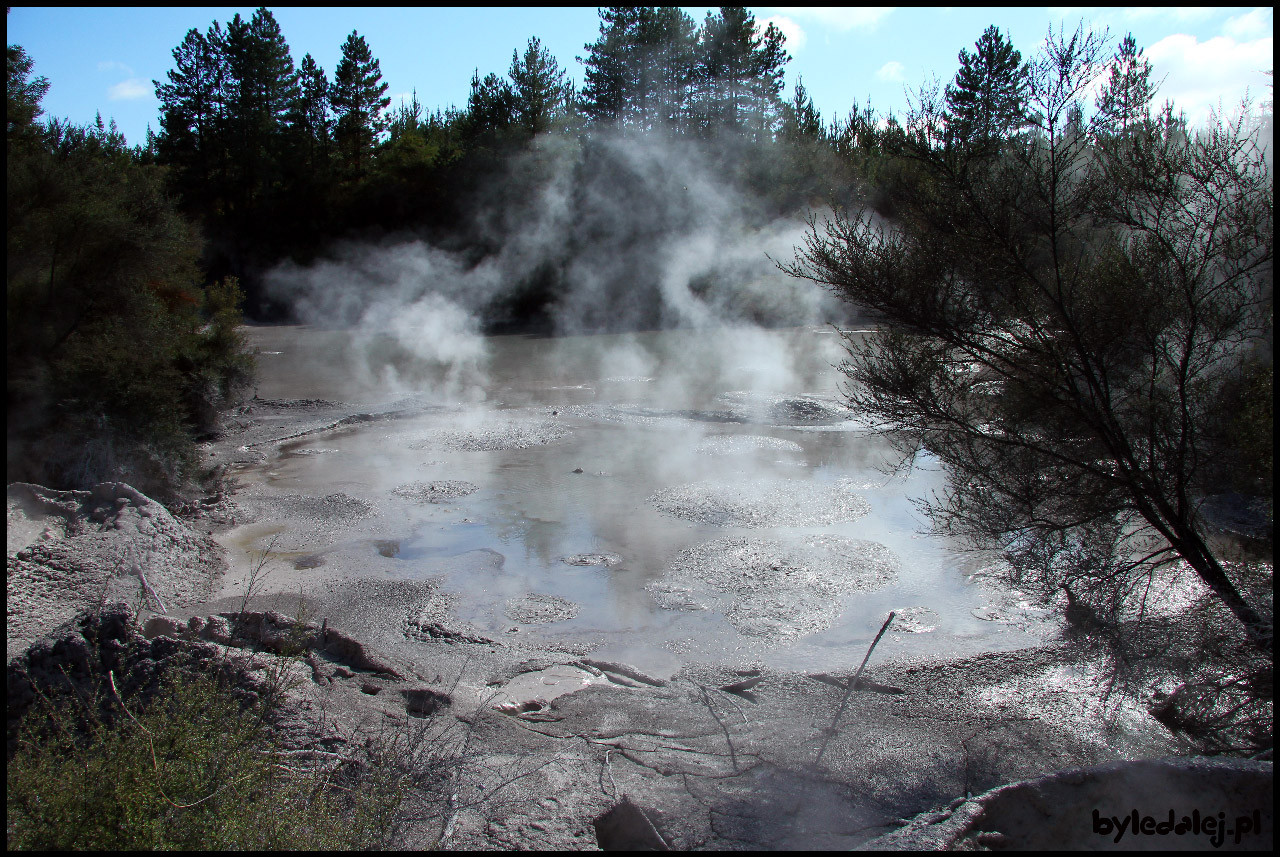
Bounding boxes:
[264,128,852,403]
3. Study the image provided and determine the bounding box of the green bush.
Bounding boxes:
[8,50,255,496]
[7,668,398,850]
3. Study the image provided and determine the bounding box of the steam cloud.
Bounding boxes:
[265,128,853,402]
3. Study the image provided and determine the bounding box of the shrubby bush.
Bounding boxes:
[7,641,401,850]
[7,44,254,498]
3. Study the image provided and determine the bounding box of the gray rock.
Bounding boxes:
[142,615,187,640]
[401,687,451,716]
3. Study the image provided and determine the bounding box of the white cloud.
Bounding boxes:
[108,78,150,101]
[761,15,807,52]
[1121,7,1217,24]
[97,60,134,75]
[775,7,894,32]
[876,61,905,82]
[1146,33,1273,126]
[1223,7,1273,41]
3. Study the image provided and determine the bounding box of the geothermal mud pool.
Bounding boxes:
[216,324,1055,673]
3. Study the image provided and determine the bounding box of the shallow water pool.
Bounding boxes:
[235,324,1053,671]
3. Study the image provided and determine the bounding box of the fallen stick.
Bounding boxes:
[815,611,895,765]
[134,564,167,614]
[848,610,896,692]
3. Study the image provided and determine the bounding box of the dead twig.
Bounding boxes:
[815,611,895,765]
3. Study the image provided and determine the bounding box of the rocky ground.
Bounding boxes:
[7,396,1272,850]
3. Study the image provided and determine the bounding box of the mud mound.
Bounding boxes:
[505,593,581,624]
[563,553,624,567]
[7,483,226,660]
[410,416,569,451]
[892,606,939,633]
[392,481,479,504]
[648,535,900,639]
[718,392,852,426]
[650,478,870,527]
[695,435,804,456]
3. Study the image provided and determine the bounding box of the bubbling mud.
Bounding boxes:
[392,480,479,503]
[650,478,871,527]
[695,435,804,455]
[505,593,582,624]
[649,534,900,639]
[408,415,570,452]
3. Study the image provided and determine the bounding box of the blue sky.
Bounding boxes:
[8,6,1273,148]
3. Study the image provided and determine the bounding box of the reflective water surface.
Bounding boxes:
[237,324,1050,670]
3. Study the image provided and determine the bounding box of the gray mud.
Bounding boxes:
[695,434,804,455]
[649,535,900,639]
[505,593,582,624]
[409,415,570,451]
[650,477,871,527]
[232,491,377,551]
[562,552,624,567]
[391,480,479,503]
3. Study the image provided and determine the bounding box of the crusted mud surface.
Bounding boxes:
[649,535,900,639]
[8,394,1268,850]
[7,482,225,661]
[650,477,871,527]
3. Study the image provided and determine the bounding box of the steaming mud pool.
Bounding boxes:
[213,324,1058,672]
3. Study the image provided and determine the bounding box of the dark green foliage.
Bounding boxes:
[6,644,397,850]
[508,37,576,138]
[287,52,333,168]
[6,42,49,151]
[696,6,789,138]
[153,24,230,218]
[944,25,1028,145]
[578,6,647,125]
[8,48,253,495]
[332,30,390,176]
[579,6,700,131]
[779,78,823,144]
[464,69,516,143]
[1095,33,1156,133]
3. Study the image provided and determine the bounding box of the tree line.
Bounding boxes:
[139,7,870,319]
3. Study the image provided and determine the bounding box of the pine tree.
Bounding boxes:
[331,31,390,175]
[638,7,698,132]
[944,25,1028,145]
[780,77,822,144]
[287,53,332,168]
[464,69,515,142]
[1095,33,1156,133]
[7,42,50,151]
[387,89,423,143]
[508,36,574,137]
[578,7,647,125]
[154,23,231,213]
[223,8,297,218]
[695,7,789,138]
[224,8,297,151]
